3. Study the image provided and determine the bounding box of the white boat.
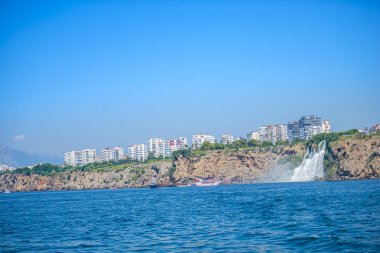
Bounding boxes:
[4,190,11,194]
[149,177,159,188]
[194,178,221,187]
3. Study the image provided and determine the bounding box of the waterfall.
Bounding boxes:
[290,140,326,181]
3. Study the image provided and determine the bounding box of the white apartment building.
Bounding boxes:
[322,120,332,133]
[177,137,188,150]
[148,138,165,158]
[247,131,259,141]
[164,139,178,157]
[258,126,269,143]
[274,125,288,142]
[128,144,147,162]
[99,147,125,162]
[148,137,188,158]
[82,149,96,164]
[64,149,96,166]
[257,125,288,144]
[100,148,113,162]
[221,134,234,144]
[0,164,15,172]
[112,146,125,161]
[192,134,216,149]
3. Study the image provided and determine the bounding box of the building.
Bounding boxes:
[257,125,288,144]
[287,120,301,142]
[257,126,270,143]
[99,147,124,162]
[221,134,234,144]
[112,146,125,161]
[100,148,113,162]
[148,137,187,158]
[82,149,96,164]
[369,123,380,134]
[64,149,96,166]
[192,134,216,149]
[177,137,188,150]
[164,139,178,157]
[0,164,15,172]
[128,144,147,162]
[299,115,322,140]
[287,115,327,142]
[322,120,332,133]
[247,131,259,141]
[148,138,165,158]
[274,124,288,142]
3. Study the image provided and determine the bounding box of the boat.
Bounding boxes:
[149,177,159,188]
[4,190,11,194]
[177,184,195,187]
[194,178,221,187]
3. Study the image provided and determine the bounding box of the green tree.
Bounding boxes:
[261,141,273,148]
[172,149,192,160]
[200,141,213,151]
[247,139,259,147]
[275,140,288,146]
[232,139,248,149]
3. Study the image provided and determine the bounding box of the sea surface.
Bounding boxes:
[1,180,379,252]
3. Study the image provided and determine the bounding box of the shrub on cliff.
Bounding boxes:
[260,141,273,148]
[172,149,192,161]
[307,129,359,148]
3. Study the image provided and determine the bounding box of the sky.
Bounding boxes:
[0,0,379,154]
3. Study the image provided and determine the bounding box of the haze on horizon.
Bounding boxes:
[1,0,379,155]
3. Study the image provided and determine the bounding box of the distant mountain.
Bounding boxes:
[0,146,63,168]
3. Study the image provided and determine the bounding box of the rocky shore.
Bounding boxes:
[1,136,379,192]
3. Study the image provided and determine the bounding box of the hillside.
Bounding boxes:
[0,134,379,192]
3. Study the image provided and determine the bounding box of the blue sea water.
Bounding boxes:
[1,180,379,252]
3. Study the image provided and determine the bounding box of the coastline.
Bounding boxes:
[1,135,379,193]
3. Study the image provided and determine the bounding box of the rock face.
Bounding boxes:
[173,145,305,184]
[0,161,172,192]
[1,137,379,192]
[328,136,380,179]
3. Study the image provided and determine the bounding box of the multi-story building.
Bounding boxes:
[64,149,96,166]
[287,121,301,142]
[258,126,270,142]
[274,124,288,142]
[82,149,96,164]
[99,147,124,162]
[299,115,322,140]
[112,146,125,161]
[0,164,15,172]
[192,134,216,149]
[257,125,288,144]
[322,120,332,133]
[369,123,380,134]
[287,115,327,142]
[164,139,178,157]
[64,151,75,166]
[177,137,188,150]
[128,144,147,162]
[100,148,113,162]
[148,138,165,158]
[148,137,187,158]
[221,134,234,144]
[247,131,259,141]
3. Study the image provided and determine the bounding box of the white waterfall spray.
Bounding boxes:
[290,140,326,181]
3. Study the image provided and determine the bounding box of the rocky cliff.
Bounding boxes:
[327,136,380,179]
[172,145,305,184]
[0,161,172,192]
[0,136,379,192]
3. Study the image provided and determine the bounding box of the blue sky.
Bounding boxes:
[1,0,379,154]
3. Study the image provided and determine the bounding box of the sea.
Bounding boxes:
[1,180,379,252]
